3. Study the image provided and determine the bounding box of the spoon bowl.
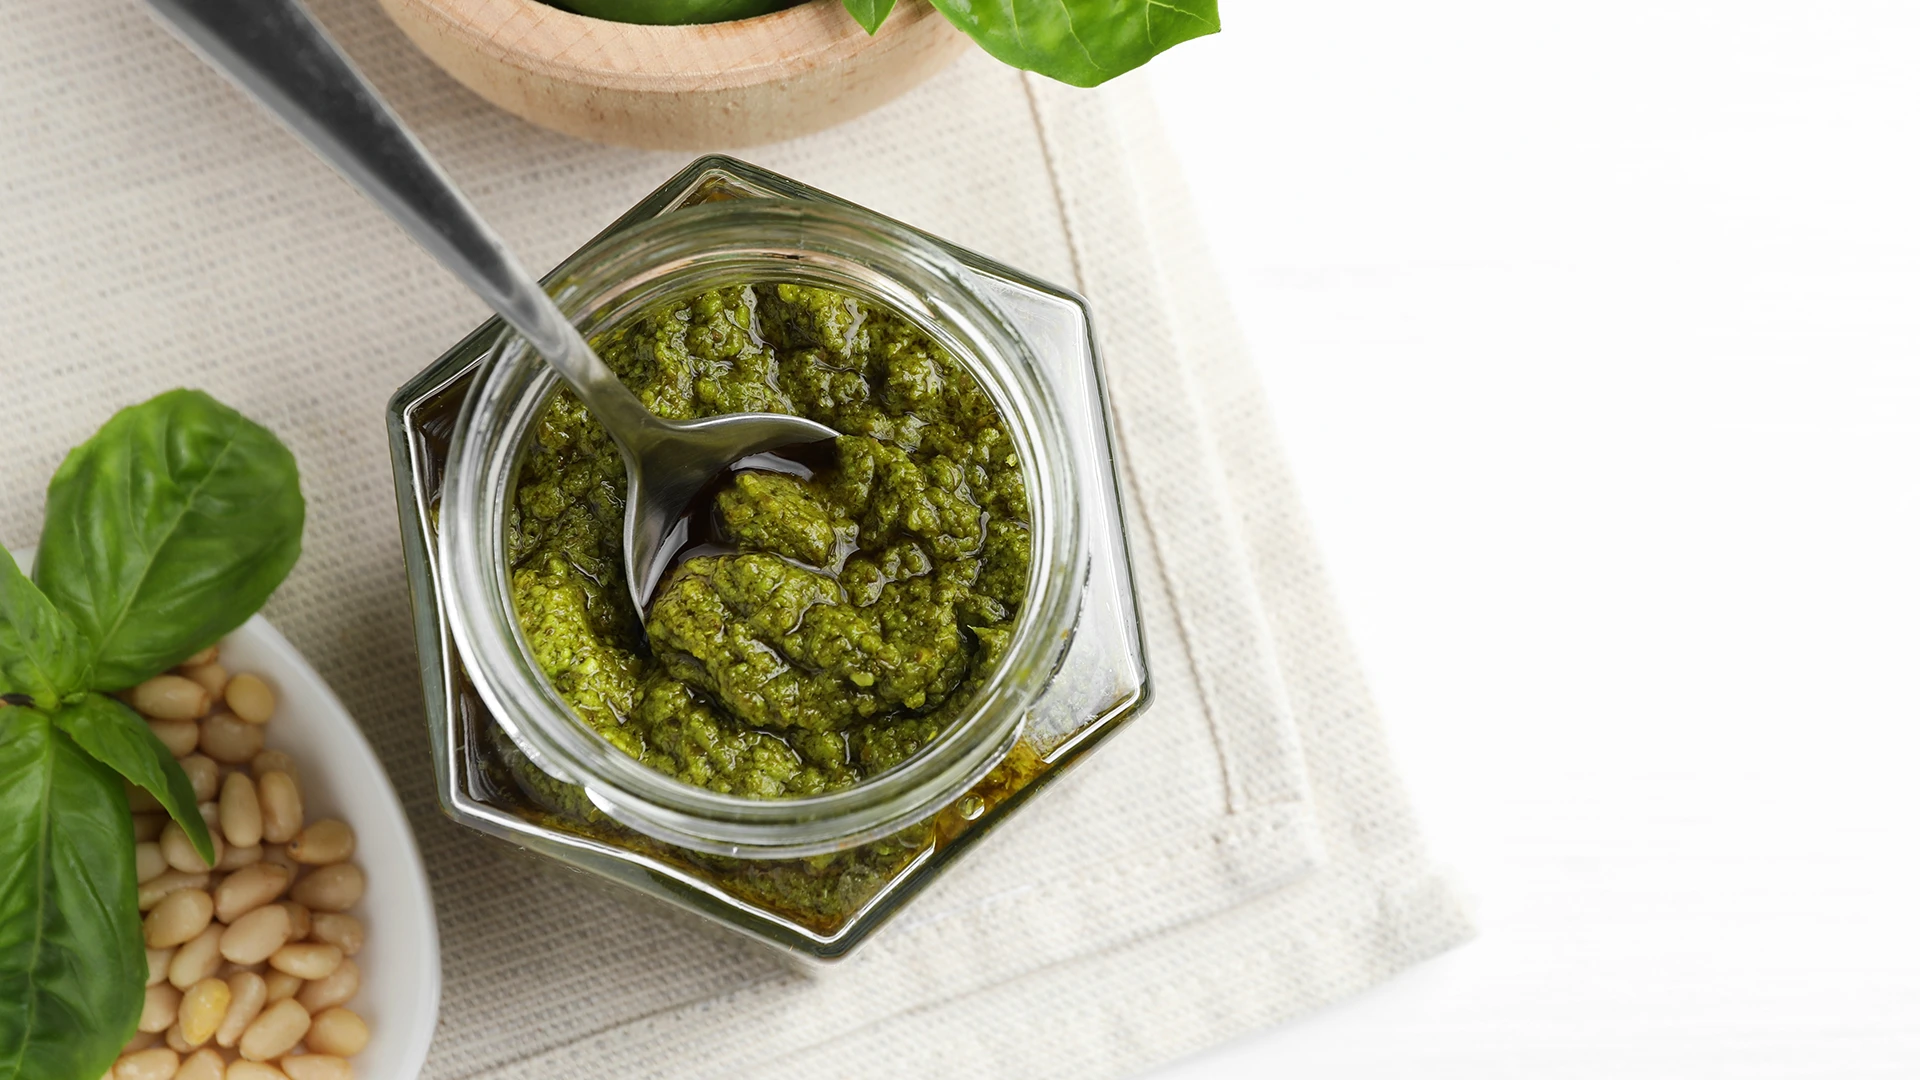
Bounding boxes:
[618,408,838,618]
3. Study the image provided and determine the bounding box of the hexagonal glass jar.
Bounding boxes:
[385,157,1149,961]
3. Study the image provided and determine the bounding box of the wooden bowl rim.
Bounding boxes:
[393,0,953,91]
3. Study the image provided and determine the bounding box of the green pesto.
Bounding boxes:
[509,283,1030,798]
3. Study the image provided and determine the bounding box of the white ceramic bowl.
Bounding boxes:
[21,545,442,1080]
[214,617,441,1078]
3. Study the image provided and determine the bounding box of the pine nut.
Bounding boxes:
[178,756,220,803]
[215,972,267,1049]
[225,673,276,724]
[287,820,354,866]
[294,959,358,1013]
[200,713,264,764]
[139,982,182,1033]
[139,871,209,913]
[217,844,263,872]
[238,998,310,1062]
[177,978,230,1047]
[148,720,199,758]
[263,970,304,1005]
[249,751,297,781]
[213,863,291,923]
[167,925,224,990]
[303,1008,369,1058]
[131,675,212,721]
[114,1048,181,1080]
[176,1048,226,1080]
[121,1031,161,1055]
[161,820,222,874]
[269,943,341,981]
[122,669,371,1073]
[278,902,312,942]
[164,1024,193,1055]
[219,773,263,848]
[219,904,291,965]
[145,888,214,948]
[182,645,220,668]
[279,1055,351,1080]
[256,771,302,844]
[146,947,175,987]
[260,844,298,875]
[308,914,363,957]
[182,662,230,700]
[136,842,168,883]
[289,864,362,913]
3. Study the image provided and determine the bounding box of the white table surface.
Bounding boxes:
[1142,1,1920,1076]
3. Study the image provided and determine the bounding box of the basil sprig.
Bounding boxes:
[0,710,145,1080]
[36,389,306,691]
[839,0,894,34]
[922,0,1220,87]
[549,0,1218,85]
[0,390,303,1080]
[0,547,84,712]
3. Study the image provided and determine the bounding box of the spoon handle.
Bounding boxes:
[144,0,631,409]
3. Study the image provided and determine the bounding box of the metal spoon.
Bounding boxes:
[145,0,838,616]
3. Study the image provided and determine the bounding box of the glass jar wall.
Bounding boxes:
[387,158,1149,960]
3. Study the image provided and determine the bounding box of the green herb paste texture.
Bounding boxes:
[509,283,1030,798]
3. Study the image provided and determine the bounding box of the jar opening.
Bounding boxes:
[441,201,1086,857]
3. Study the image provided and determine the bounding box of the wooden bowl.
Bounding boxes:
[374,0,972,149]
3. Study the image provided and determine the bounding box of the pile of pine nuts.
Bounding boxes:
[111,646,371,1080]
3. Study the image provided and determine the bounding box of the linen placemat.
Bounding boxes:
[0,3,1473,1077]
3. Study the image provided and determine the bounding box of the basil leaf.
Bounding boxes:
[0,545,85,709]
[35,389,304,691]
[51,694,214,865]
[553,0,802,25]
[0,708,144,1080]
[926,0,1220,87]
[842,0,896,34]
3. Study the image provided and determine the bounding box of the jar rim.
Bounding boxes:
[438,199,1087,857]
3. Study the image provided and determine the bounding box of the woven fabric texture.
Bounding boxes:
[0,3,1471,1078]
